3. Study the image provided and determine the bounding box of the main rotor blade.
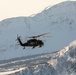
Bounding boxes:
[27,32,50,39]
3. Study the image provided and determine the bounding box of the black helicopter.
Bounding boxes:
[16,33,49,49]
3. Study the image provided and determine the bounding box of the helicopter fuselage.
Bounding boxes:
[27,39,44,46]
[17,37,44,49]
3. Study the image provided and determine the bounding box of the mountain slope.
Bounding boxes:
[0,1,76,60]
[0,40,76,75]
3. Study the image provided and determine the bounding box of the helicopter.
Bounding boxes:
[16,32,50,49]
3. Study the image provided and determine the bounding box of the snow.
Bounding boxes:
[0,67,26,75]
[0,1,76,61]
[0,40,76,75]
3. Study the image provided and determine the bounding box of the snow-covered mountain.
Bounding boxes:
[0,40,76,75]
[0,1,76,61]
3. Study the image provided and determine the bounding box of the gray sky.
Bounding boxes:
[0,0,75,20]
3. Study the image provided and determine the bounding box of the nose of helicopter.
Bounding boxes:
[42,42,44,46]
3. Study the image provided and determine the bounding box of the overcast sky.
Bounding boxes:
[0,0,75,20]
